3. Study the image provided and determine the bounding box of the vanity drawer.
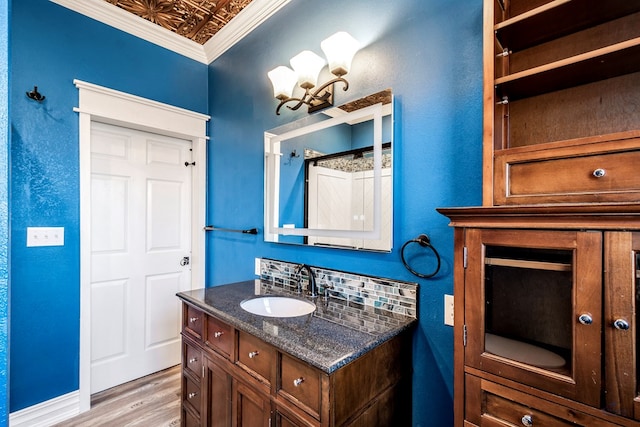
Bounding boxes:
[182,374,202,417]
[237,331,275,385]
[279,353,321,419]
[183,339,202,380]
[466,375,608,427]
[183,304,203,340]
[494,136,640,205]
[205,315,233,359]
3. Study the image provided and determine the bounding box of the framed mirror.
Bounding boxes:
[264,89,393,251]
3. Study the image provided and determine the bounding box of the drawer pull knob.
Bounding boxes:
[248,351,259,359]
[578,313,593,325]
[189,317,199,323]
[293,377,304,387]
[188,392,198,399]
[521,415,533,426]
[614,319,630,330]
[592,168,606,178]
[188,357,198,364]
[213,331,224,338]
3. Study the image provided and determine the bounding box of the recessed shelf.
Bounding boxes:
[495,0,640,53]
[495,38,640,101]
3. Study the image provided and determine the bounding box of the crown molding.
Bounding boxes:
[50,0,291,65]
[203,0,291,63]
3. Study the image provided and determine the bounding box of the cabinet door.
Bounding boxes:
[232,380,271,427]
[465,229,602,406]
[205,357,232,427]
[604,232,640,420]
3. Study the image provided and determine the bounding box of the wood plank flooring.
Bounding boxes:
[53,365,181,427]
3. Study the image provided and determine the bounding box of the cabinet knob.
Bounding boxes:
[213,331,223,338]
[592,168,606,178]
[248,351,259,359]
[521,414,533,426]
[613,318,630,330]
[578,313,593,325]
[188,357,198,364]
[188,392,198,399]
[189,316,199,323]
[293,377,304,387]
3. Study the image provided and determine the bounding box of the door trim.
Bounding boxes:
[75,79,209,412]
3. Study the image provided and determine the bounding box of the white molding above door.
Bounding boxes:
[75,79,209,414]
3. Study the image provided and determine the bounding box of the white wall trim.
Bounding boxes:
[203,0,292,62]
[49,0,291,64]
[75,80,209,416]
[9,391,80,427]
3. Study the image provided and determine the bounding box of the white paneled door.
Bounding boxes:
[89,122,192,393]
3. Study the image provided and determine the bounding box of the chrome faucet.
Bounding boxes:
[294,264,318,298]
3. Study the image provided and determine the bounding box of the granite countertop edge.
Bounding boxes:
[177,281,416,374]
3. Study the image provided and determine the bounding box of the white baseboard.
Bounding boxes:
[9,390,80,427]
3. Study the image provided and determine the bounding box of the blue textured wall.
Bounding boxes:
[1,0,10,424]
[9,0,208,411]
[207,0,483,425]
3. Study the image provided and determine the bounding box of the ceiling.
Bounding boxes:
[104,0,254,45]
[50,0,291,64]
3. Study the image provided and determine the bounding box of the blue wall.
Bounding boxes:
[1,0,10,424]
[207,0,483,425]
[9,0,208,411]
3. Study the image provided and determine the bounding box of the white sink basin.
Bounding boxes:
[240,296,316,318]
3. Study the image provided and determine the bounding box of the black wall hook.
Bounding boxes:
[26,86,45,102]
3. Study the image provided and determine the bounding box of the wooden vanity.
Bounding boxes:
[177,280,415,427]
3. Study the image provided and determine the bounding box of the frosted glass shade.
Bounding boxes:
[321,32,360,76]
[268,66,297,100]
[290,50,326,89]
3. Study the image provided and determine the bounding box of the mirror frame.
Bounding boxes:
[264,102,386,243]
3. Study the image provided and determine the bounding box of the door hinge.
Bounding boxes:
[463,325,467,347]
[463,246,468,269]
[184,161,196,167]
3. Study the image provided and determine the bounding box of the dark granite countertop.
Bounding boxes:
[177,280,416,374]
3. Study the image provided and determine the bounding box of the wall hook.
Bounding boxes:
[26,86,45,102]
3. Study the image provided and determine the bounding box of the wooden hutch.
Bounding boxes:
[439,1,640,426]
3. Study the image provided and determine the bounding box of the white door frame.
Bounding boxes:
[75,79,209,412]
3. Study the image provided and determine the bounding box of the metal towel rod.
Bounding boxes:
[204,225,258,235]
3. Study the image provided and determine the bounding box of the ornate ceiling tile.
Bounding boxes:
[105,0,255,45]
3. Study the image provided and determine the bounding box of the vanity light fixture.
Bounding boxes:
[267,32,360,115]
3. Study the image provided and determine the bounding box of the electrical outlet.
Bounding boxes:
[444,294,454,326]
[254,257,261,275]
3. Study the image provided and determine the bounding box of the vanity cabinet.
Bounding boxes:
[483,0,640,206]
[179,301,412,427]
[438,206,640,427]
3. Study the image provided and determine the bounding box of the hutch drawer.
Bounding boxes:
[466,375,612,427]
[494,135,640,205]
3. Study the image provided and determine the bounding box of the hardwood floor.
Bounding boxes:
[54,365,181,427]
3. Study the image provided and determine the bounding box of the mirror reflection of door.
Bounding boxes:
[306,143,392,250]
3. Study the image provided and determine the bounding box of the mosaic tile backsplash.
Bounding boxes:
[259,258,418,319]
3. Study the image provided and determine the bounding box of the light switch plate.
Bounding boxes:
[444,294,454,326]
[27,227,65,247]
